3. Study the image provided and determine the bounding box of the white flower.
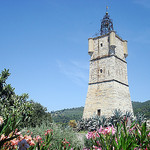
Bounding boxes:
[18,139,30,150]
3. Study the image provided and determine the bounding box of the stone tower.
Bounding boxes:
[83,10,133,119]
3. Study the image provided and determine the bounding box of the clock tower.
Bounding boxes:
[83,10,133,118]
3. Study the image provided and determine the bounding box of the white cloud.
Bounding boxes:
[56,60,89,86]
[131,29,150,44]
[133,0,150,8]
[71,60,89,70]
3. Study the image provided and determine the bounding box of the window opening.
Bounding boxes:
[97,109,101,116]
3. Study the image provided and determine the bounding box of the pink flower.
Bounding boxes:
[115,138,118,145]
[0,134,5,140]
[0,116,4,125]
[18,134,24,141]
[29,140,35,146]
[96,141,100,146]
[36,135,42,140]
[16,132,21,135]
[86,131,100,140]
[104,127,111,134]
[98,126,103,132]
[34,135,42,142]
[11,139,19,146]
[86,132,92,139]
[148,132,150,137]
[111,126,115,135]
[99,126,115,135]
[45,129,53,136]
[93,145,102,150]
[98,126,104,134]
[138,129,141,135]
[24,135,32,142]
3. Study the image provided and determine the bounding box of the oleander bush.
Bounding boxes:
[0,125,76,150]
[1,114,150,149]
[84,121,150,150]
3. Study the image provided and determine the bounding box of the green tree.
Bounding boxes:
[26,101,52,127]
[0,69,32,128]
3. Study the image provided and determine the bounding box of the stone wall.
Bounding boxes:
[83,32,133,119]
[83,81,133,118]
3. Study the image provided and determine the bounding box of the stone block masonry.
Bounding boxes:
[83,31,133,119]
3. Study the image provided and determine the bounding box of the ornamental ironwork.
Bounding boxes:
[100,11,114,35]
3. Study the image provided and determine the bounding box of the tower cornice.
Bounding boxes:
[89,31,127,43]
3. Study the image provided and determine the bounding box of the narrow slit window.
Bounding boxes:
[101,43,103,47]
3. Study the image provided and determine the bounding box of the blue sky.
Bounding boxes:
[0,0,150,111]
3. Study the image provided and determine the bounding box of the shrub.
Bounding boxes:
[0,115,20,149]
[22,122,83,149]
[84,122,150,150]
[0,69,33,128]
[1,128,74,150]
[25,101,52,127]
[77,116,107,132]
[69,120,77,128]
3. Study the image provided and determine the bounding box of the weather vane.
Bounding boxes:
[106,6,108,13]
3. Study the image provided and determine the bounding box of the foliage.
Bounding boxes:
[133,100,150,119]
[77,116,107,132]
[108,109,123,126]
[84,122,150,150]
[69,120,77,128]
[22,122,83,149]
[0,69,51,148]
[25,101,52,127]
[0,69,52,129]
[1,128,75,150]
[0,68,33,148]
[77,110,133,132]
[51,101,150,126]
[135,113,147,126]
[0,115,20,149]
[108,109,133,127]
[51,107,84,126]
[0,69,33,128]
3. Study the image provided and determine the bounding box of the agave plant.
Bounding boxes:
[108,109,123,126]
[135,113,147,125]
[77,116,107,131]
[125,111,133,118]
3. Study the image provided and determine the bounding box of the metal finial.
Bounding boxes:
[106,6,108,13]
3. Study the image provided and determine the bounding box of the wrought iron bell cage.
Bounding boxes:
[100,12,114,35]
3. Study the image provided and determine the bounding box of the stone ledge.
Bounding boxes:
[91,55,127,64]
[89,79,129,87]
